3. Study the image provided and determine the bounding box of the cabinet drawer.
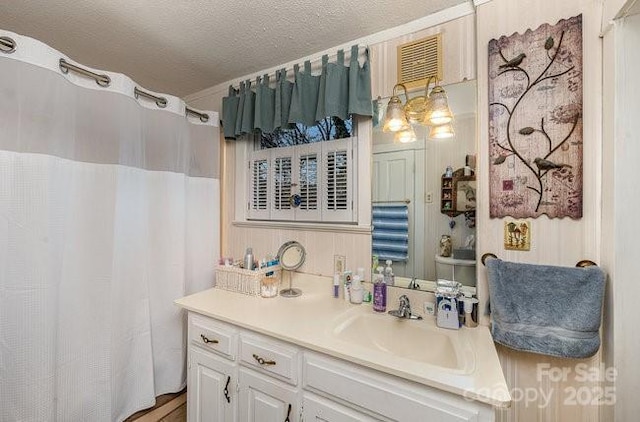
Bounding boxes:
[303,352,486,422]
[188,314,238,360]
[239,333,299,385]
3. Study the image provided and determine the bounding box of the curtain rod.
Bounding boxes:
[58,58,208,122]
[227,44,368,91]
[186,107,209,123]
[59,58,111,87]
[134,86,168,108]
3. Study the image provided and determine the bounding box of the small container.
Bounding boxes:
[244,247,254,270]
[439,235,452,257]
[445,165,453,178]
[333,273,340,298]
[261,276,280,298]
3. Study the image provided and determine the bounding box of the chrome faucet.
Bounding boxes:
[388,295,422,320]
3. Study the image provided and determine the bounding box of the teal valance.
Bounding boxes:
[221,45,372,140]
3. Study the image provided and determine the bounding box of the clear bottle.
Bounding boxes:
[373,266,386,312]
[384,260,395,286]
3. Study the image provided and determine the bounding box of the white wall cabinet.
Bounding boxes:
[186,312,494,422]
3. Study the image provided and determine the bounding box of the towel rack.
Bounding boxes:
[480,253,597,268]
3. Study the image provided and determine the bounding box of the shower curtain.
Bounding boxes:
[0,31,220,421]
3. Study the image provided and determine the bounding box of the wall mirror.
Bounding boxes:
[372,80,477,293]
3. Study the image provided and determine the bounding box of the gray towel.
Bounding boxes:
[486,259,606,359]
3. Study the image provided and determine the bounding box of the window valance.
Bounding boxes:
[221,45,372,140]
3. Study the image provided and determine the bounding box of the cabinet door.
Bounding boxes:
[188,347,237,422]
[303,393,378,422]
[238,368,299,422]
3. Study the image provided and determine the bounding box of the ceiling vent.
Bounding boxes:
[397,34,442,89]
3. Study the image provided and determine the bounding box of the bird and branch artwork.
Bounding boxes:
[488,15,583,219]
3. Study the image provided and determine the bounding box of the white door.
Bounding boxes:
[303,394,378,422]
[188,347,237,422]
[372,149,420,278]
[238,368,299,422]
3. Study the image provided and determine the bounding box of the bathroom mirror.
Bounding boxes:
[372,80,477,292]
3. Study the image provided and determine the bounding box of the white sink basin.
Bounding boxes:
[331,311,474,372]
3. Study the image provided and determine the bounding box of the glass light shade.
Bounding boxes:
[425,86,453,126]
[429,122,455,139]
[394,126,417,143]
[383,96,410,132]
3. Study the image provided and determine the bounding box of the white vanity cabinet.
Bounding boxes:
[187,314,239,422]
[238,368,299,422]
[188,347,237,421]
[186,312,495,422]
[302,393,379,422]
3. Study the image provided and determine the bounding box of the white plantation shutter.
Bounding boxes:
[271,148,294,220]
[248,149,270,220]
[295,143,322,221]
[322,138,355,222]
[247,137,356,223]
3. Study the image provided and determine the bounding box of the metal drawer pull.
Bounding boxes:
[284,403,292,422]
[200,334,219,344]
[223,375,231,403]
[252,353,276,366]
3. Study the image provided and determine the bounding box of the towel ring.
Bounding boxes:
[576,260,598,268]
[481,253,498,266]
[481,253,598,268]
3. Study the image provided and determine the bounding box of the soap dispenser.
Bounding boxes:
[350,275,364,304]
[373,266,386,312]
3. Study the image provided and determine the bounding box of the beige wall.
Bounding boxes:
[475,0,607,420]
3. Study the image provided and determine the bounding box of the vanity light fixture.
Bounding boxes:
[382,75,454,139]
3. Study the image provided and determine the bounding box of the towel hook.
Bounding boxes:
[481,253,497,266]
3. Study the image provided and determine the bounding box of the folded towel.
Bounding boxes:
[485,259,606,359]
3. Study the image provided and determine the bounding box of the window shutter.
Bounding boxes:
[322,138,355,222]
[271,147,294,220]
[248,149,271,220]
[295,143,322,221]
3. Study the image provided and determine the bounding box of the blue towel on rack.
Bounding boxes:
[485,259,606,359]
[372,205,409,262]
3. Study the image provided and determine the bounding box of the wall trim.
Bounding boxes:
[232,220,372,234]
[185,2,475,102]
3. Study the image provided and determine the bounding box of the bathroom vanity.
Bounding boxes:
[175,274,510,421]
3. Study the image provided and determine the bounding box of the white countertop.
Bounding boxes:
[175,273,511,408]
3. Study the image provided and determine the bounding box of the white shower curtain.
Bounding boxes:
[0,31,220,421]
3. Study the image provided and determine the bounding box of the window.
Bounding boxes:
[247,117,357,223]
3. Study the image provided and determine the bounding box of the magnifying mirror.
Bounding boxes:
[278,241,306,298]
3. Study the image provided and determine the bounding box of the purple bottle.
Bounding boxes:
[373,266,386,312]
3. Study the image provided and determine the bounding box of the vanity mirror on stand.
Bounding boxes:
[372,80,477,293]
[278,241,306,297]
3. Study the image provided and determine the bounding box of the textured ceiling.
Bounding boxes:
[0,0,467,97]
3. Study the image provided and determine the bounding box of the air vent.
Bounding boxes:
[397,34,442,89]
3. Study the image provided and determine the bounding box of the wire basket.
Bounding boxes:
[215,265,281,296]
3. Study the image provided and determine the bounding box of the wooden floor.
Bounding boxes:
[125,391,186,422]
